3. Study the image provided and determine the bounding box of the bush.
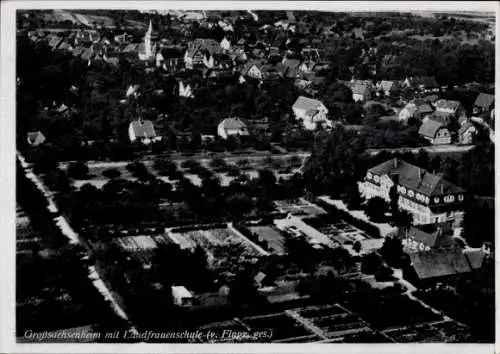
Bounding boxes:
[67,161,89,179]
[102,168,121,179]
[209,157,227,171]
[153,158,178,177]
[126,162,152,181]
[365,197,388,222]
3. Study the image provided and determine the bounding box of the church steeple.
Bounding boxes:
[144,20,152,58]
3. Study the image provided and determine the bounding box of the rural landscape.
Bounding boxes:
[15,8,495,344]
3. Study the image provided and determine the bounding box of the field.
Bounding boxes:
[248,226,287,254]
[274,199,327,218]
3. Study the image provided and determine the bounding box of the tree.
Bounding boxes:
[209,157,227,172]
[153,158,177,177]
[102,168,121,179]
[365,197,387,222]
[353,241,362,253]
[66,161,90,180]
[236,158,250,169]
[126,162,152,181]
[344,183,363,210]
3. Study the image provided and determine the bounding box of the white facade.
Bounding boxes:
[220,37,231,51]
[246,64,263,80]
[358,175,465,227]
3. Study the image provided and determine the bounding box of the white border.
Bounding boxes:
[1,1,498,353]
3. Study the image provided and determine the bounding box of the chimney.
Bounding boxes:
[418,168,421,179]
[441,184,444,194]
[393,158,398,168]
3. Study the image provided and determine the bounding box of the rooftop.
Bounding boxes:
[368,158,465,197]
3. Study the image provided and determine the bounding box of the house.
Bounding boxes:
[403,76,439,93]
[217,117,249,139]
[184,38,222,69]
[241,61,264,80]
[178,81,194,98]
[473,92,495,116]
[398,100,434,122]
[171,286,194,307]
[377,80,401,97]
[74,30,100,45]
[406,248,475,287]
[424,111,453,126]
[292,96,331,131]
[58,41,74,53]
[393,223,455,253]
[26,131,46,146]
[128,119,161,144]
[72,46,86,58]
[47,35,63,50]
[125,84,140,98]
[433,99,464,117]
[418,119,451,145]
[351,83,371,102]
[220,37,231,51]
[359,158,466,226]
[458,122,477,145]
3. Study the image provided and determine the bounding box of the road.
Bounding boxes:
[366,144,475,156]
[17,152,137,333]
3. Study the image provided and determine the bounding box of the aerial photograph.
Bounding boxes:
[15,7,495,344]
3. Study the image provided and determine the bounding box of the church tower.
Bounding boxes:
[144,20,152,58]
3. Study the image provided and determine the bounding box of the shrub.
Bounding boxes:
[102,168,121,179]
[67,162,89,179]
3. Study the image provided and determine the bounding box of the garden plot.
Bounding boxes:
[248,226,286,254]
[303,217,369,245]
[167,227,262,275]
[293,305,370,339]
[114,235,160,263]
[274,199,327,218]
[241,313,314,342]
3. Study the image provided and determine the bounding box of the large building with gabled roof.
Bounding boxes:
[359,158,466,226]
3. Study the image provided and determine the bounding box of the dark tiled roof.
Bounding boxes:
[417,103,434,115]
[474,92,495,109]
[428,111,453,125]
[458,122,475,136]
[292,96,324,112]
[418,119,446,138]
[410,248,472,280]
[463,249,485,270]
[368,158,465,196]
[434,99,461,112]
[27,131,46,145]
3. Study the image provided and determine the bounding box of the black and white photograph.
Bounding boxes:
[2,0,497,351]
